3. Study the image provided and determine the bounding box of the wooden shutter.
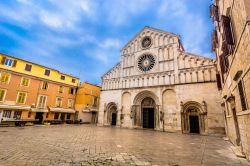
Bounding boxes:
[210,5,219,22]
[222,15,234,45]
[212,30,218,52]
[216,74,222,90]
[238,81,247,111]
[12,60,17,67]
[1,57,6,65]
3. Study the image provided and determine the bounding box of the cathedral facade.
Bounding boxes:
[98,27,225,135]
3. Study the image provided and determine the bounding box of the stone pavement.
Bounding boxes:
[0,125,249,166]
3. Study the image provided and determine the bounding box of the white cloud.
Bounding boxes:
[99,38,121,49]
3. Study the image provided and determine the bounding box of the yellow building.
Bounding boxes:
[0,53,79,126]
[75,82,101,124]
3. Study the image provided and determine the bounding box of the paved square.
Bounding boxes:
[0,125,249,166]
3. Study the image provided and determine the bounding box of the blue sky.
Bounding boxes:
[0,0,214,85]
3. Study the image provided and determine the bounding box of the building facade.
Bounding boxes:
[211,0,250,158]
[98,27,225,135]
[0,53,79,126]
[75,82,101,124]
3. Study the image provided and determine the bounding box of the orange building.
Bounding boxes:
[75,82,101,124]
[0,53,79,126]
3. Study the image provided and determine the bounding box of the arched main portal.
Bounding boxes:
[106,102,117,126]
[181,101,208,135]
[141,97,155,129]
[131,91,160,129]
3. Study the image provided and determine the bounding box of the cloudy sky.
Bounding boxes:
[0,0,214,85]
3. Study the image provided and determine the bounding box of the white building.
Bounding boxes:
[98,26,225,135]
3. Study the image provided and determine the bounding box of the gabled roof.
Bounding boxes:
[101,62,121,78]
[121,26,181,51]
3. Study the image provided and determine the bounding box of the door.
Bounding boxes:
[91,112,97,124]
[111,113,117,126]
[61,113,65,121]
[143,108,154,129]
[35,112,44,124]
[189,116,200,133]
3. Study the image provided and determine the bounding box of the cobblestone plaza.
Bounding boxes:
[0,125,249,166]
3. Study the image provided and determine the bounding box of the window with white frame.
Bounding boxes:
[37,95,47,108]
[68,99,74,108]
[4,58,13,66]
[56,97,63,107]
[3,110,11,118]
[16,92,27,104]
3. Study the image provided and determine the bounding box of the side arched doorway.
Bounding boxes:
[106,103,118,126]
[181,101,208,135]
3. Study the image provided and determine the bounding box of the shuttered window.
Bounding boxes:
[219,54,229,74]
[0,72,10,83]
[56,97,63,107]
[221,15,235,56]
[212,30,218,52]
[210,4,219,22]
[41,81,48,90]
[216,74,222,90]
[238,81,247,111]
[0,89,6,102]
[21,78,30,86]
[59,86,64,93]
[37,95,47,108]
[17,92,27,104]
[68,99,74,108]
[3,110,11,118]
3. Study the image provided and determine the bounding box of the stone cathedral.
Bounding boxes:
[98,26,225,135]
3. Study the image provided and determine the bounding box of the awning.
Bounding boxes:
[31,108,48,113]
[49,107,76,113]
[0,104,31,110]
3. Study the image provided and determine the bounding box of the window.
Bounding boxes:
[93,96,98,107]
[21,78,30,86]
[3,110,11,118]
[56,97,63,107]
[5,58,13,66]
[46,113,49,118]
[28,112,32,118]
[66,113,71,119]
[60,75,65,80]
[54,112,59,119]
[0,89,6,102]
[13,111,22,119]
[37,95,47,108]
[1,57,17,67]
[238,81,247,111]
[41,81,48,90]
[69,88,75,95]
[44,69,50,76]
[0,72,10,83]
[72,79,76,83]
[68,99,74,108]
[216,74,222,90]
[59,86,64,93]
[16,92,27,104]
[221,15,235,56]
[25,64,32,71]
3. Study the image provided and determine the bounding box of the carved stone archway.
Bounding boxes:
[181,101,208,135]
[106,102,118,126]
[131,90,160,129]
